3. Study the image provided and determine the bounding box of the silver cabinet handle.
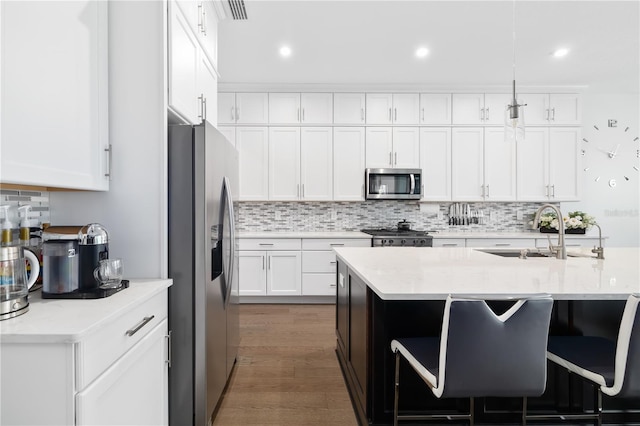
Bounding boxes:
[198,94,205,122]
[360,108,364,122]
[197,3,204,33]
[421,107,425,122]
[443,243,458,247]
[297,107,300,122]
[302,108,305,122]
[329,243,344,246]
[551,184,556,197]
[486,184,490,198]
[545,108,550,121]
[545,185,549,197]
[389,152,392,166]
[165,331,172,367]
[302,184,305,198]
[551,108,556,121]
[481,184,485,197]
[202,7,207,36]
[330,283,337,288]
[480,108,484,121]
[231,107,235,121]
[329,261,337,264]
[259,243,274,246]
[297,184,300,198]
[495,243,511,247]
[202,98,207,121]
[394,152,397,165]
[262,256,265,269]
[236,107,240,121]
[394,108,397,122]
[388,108,392,122]
[267,256,270,270]
[485,107,490,120]
[104,144,112,179]
[126,315,155,337]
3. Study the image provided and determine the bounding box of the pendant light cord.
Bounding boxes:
[512,0,516,82]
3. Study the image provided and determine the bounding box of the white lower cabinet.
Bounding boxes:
[239,237,371,299]
[466,238,536,248]
[432,238,465,247]
[0,288,169,426]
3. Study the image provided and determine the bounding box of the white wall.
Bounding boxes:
[562,92,640,247]
[50,1,168,278]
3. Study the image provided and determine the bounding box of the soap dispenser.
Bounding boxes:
[18,205,33,247]
[0,205,15,246]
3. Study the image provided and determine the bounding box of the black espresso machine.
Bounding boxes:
[41,223,128,299]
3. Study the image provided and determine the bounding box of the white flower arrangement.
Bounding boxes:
[536,211,596,230]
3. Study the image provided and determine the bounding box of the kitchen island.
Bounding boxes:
[334,247,639,425]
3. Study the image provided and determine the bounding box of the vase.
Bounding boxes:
[539,227,558,233]
[565,228,586,234]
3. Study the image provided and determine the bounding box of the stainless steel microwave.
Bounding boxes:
[365,168,422,200]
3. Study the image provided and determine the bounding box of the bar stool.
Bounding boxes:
[537,293,640,425]
[390,294,553,426]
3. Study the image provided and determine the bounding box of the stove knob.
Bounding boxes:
[381,239,387,246]
[388,239,394,246]
[419,239,426,246]
[400,239,406,246]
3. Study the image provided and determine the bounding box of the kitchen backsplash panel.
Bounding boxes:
[1,189,50,226]
[237,201,552,233]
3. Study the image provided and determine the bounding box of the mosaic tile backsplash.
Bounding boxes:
[236,201,553,233]
[0,189,50,227]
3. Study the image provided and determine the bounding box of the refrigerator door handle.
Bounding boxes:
[222,177,236,307]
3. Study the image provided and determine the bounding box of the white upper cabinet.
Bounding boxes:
[365,127,419,169]
[452,94,509,125]
[1,0,110,190]
[268,127,301,200]
[451,128,485,200]
[236,93,269,124]
[516,127,581,201]
[197,52,217,126]
[420,94,452,125]
[300,127,333,200]
[366,94,419,124]
[333,127,366,201]
[237,127,269,200]
[420,128,452,201]
[392,127,420,168]
[365,128,394,168]
[175,0,218,68]
[483,128,516,201]
[301,93,333,124]
[334,93,366,124]
[269,93,301,124]
[519,94,581,125]
[218,93,236,124]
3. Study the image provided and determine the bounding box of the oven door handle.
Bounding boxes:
[409,174,416,194]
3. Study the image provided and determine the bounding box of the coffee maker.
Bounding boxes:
[41,223,128,299]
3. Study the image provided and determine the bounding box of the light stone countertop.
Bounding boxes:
[239,231,372,239]
[433,231,605,239]
[334,247,639,301]
[0,279,172,343]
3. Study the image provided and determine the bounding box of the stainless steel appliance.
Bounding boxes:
[361,228,433,247]
[365,168,422,200]
[168,122,239,426]
[0,246,39,320]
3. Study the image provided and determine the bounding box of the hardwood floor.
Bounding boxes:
[213,304,359,426]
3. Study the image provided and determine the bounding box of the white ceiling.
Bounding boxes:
[217,0,640,93]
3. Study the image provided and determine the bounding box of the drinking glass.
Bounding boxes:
[94,258,123,289]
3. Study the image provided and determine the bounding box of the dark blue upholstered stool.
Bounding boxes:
[390,295,553,426]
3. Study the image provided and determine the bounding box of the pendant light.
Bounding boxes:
[505,0,526,142]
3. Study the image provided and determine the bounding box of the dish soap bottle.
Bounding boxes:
[0,205,15,246]
[18,205,33,247]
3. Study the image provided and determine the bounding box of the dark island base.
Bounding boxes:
[335,263,640,425]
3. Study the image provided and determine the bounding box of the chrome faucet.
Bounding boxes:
[532,204,567,260]
[591,223,605,259]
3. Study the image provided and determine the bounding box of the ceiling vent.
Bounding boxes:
[227,0,247,20]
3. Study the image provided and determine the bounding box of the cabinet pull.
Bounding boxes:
[551,185,556,198]
[485,107,490,120]
[259,243,274,246]
[545,108,550,121]
[231,107,235,121]
[389,152,392,166]
[495,243,511,247]
[394,152,397,165]
[481,184,485,197]
[104,144,112,179]
[361,108,364,122]
[486,184,490,198]
[126,315,155,337]
[443,243,458,247]
[329,283,337,287]
[302,184,305,198]
[197,3,204,33]
[297,184,300,198]
[198,94,205,121]
[236,107,240,121]
[267,256,270,270]
[545,185,549,197]
[388,108,392,122]
[551,108,556,121]
[166,331,172,367]
[297,108,300,122]
[262,256,265,269]
[201,7,207,36]
[329,243,344,246]
[480,108,484,121]
[302,108,305,122]
[394,108,397,122]
[329,261,337,264]
[202,98,207,121]
[421,107,425,122]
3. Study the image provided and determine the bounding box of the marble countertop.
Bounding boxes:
[433,231,604,239]
[334,247,639,301]
[0,279,172,343]
[239,231,372,239]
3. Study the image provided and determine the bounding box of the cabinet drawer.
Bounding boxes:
[302,238,371,250]
[466,238,535,248]
[432,238,465,247]
[302,273,337,296]
[239,238,301,251]
[536,237,600,248]
[302,251,337,273]
[76,290,168,390]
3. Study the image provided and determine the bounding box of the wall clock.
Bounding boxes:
[582,119,639,188]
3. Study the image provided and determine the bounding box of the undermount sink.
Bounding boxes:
[476,249,551,258]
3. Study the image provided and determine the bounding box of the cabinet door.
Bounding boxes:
[392,94,420,124]
[237,127,269,200]
[168,1,200,124]
[197,52,217,126]
[420,128,451,201]
[452,94,484,125]
[301,93,333,124]
[365,127,393,168]
[483,94,510,125]
[349,271,367,406]
[334,93,365,124]
[1,1,109,190]
[336,262,349,356]
[517,128,549,201]
[238,251,267,295]
[334,127,366,201]
[366,94,393,124]
[218,126,236,147]
[269,93,301,124]
[519,94,549,125]
[301,128,333,200]
[549,94,581,125]
[218,93,236,124]
[76,320,168,426]
[452,128,484,201]
[484,128,516,200]
[266,251,302,295]
[549,127,581,200]
[236,93,269,124]
[420,94,452,125]
[269,127,300,200]
[392,127,420,168]
[199,0,218,69]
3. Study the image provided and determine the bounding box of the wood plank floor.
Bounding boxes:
[212,304,359,426]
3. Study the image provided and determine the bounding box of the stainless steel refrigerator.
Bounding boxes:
[168,122,239,426]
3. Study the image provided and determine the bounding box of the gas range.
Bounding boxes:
[360,228,433,247]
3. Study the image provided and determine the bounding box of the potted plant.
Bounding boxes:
[536,211,595,234]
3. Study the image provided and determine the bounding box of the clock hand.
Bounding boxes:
[609,144,621,158]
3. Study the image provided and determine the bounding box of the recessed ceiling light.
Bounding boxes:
[415,47,429,59]
[553,48,569,58]
[279,45,292,58]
